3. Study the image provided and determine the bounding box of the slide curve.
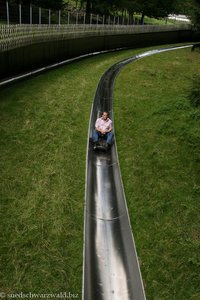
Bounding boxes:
[82,44,193,300]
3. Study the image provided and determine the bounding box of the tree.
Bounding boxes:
[133,0,176,24]
[12,0,64,10]
[100,0,179,24]
[189,0,200,30]
[116,0,140,24]
[83,0,119,23]
[36,0,64,10]
[171,0,192,15]
[173,0,200,30]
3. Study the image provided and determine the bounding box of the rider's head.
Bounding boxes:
[102,111,109,120]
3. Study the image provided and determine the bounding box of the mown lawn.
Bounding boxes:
[0,49,141,296]
[114,47,200,299]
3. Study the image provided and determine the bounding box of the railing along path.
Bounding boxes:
[0,24,191,52]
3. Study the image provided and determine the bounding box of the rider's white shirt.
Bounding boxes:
[95,117,112,132]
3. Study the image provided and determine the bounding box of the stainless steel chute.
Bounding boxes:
[83,45,192,300]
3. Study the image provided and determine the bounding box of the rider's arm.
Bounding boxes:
[95,119,103,133]
[95,124,102,133]
[105,121,113,133]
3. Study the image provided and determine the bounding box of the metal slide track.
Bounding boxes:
[83,45,193,300]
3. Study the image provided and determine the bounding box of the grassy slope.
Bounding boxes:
[0,49,140,295]
[114,48,200,300]
[1,46,199,298]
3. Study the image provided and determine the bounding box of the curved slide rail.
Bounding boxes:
[83,44,193,300]
[0,48,126,88]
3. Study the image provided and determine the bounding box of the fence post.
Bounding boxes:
[19,3,22,25]
[90,13,92,25]
[49,9,51,25]
[6,1,9,25]
[97,14,98,25]
[83,13,86,25]
[58,10,61,25]
[103,15,105,25]
[39,7,41,24]
[76,13,78,25]
[108,15,110,25]
[113,16,115,25]
[30,4,32,25]
[68,12,70,24]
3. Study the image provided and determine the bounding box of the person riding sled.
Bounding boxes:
[93,111,114,150]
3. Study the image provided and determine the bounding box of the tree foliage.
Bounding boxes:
[12,0,64,10]
[10,0,200,28]
[133,0,176,23]
[189,0,200,29]
[82,0,180,23]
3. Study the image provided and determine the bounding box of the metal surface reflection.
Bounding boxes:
[84,139,145,299]
[83,52,146,300]
[83,45,193,300]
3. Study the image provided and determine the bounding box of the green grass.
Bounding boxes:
[132,14,189,25]
[143,16,189,25]
[1,45,199,299]
[114,47,200,299]
[0,49,142,296]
